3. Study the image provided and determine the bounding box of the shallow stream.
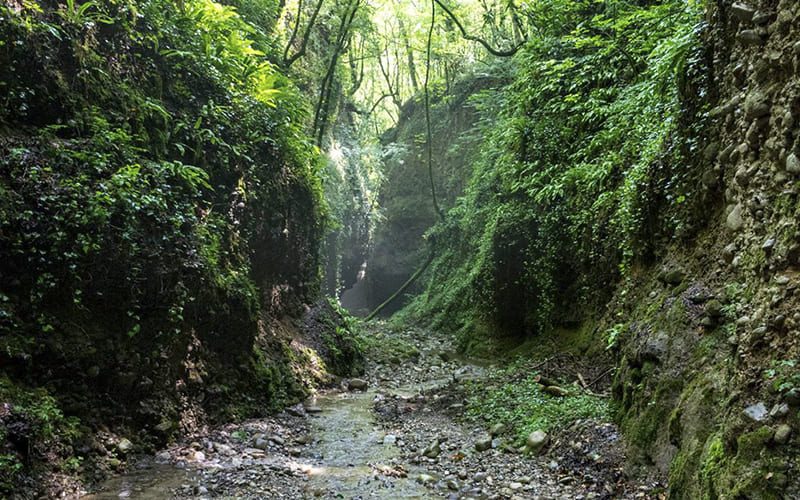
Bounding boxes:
[301,389,430,498]
[84,387,436,499]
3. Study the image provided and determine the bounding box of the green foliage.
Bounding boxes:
[57,0,112,26]
[0,453,23,494]
[604,323,625,351]
[464,366,610,444]
[764,359,800,394]
[405,0,707,341]
[0,379,79,443]
[319,133,382,295]
[0,0,325,346]
[0,377,82,493]
[231,429,249,441]
[358,324,420,365]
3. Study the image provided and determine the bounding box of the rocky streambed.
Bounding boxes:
[84,325,664,499]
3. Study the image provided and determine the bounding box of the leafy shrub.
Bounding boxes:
[464,368,610,445]
[0,377,81,494]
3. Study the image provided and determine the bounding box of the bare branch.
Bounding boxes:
[425,0,444,222]
[433,0,526,57]
[283,0,325,68]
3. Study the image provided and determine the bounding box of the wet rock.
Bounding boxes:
[719,143,736,163]
[154,421,173,433]
[475,436,493,452]
[703,141,719,161]
[770,403,790,418]
[383,434,397,445]
[710,99,738,118]
[211,441,228,453]
[774,424,792,444]
[722,243,737,263]
[705,299,723,317]
[268,435,285,446]
[726,204,744,231]
[348,378,368,391]
[751,10,773,25]
[664,268,686,285]
[743,402,769,422]
[701,169,719,187]
[524,430,549,454]
[731,2,756,22]
[285,405,305,417]
[489,423,507,436]
[422,439,441,458]
[305,406,323,413]
[744,91,770,118]
[116,438,134,455]
[739,29,766,45]
[786,153,800,174]
[417,474,435,485]
[734,167,750,186]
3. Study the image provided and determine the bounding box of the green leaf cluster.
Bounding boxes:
[464,368,609,445]
[0,377,82,494]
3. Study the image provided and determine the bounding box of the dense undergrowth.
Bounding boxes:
[401,0,709,347]
[464,363,610,446]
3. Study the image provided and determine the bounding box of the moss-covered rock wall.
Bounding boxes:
[0,1,361,495]
[612,0,800,497]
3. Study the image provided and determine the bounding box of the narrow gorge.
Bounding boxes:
[1,0,799,498]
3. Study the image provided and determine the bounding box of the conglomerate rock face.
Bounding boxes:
[613,1,800,497]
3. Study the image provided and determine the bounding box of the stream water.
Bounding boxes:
[83,333,488,499]
[82,461,196,499]
[302,390,430,498]
[84,387,435,499]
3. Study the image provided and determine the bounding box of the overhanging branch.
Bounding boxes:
[433,0,526,57]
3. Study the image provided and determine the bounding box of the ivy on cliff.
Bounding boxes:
[403,0,708,345]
